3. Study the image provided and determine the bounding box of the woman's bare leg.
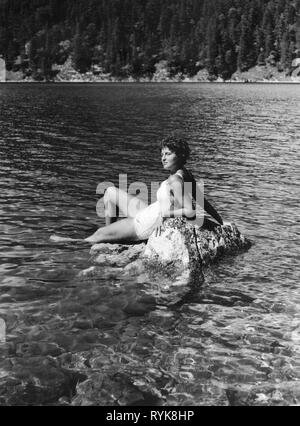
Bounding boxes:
[50,235,89,243]
[103,187,147,225]
[50,187,146,243]
[85,217,139,244]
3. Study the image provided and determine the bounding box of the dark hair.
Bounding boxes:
[160,133,191,165]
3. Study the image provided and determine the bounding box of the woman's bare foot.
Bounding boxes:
[50,235,86,243]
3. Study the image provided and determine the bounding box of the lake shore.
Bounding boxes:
[5,61,300,84]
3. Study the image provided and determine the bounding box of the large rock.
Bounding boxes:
[143,218,251,283]
[291,58,300,68]
[85,218,251,288]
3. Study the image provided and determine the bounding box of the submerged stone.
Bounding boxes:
[226,381,300,406]
[0,356,84,406]
[72,371,163,406]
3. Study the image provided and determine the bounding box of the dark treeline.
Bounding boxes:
[0,0,299,79]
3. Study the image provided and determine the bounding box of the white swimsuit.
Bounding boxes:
[133,172,184,240]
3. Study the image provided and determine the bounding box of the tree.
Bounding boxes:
[262,2,276,60]
[0,0,298,80]
[72,25,91,73]
[206,14,218,75]
[237,6,256,72]
[296,0,300,53]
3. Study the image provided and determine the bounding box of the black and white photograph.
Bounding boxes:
[0,0,299,409]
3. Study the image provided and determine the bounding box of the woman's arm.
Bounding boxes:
[154,175,223,237]
[154,177,194,236]
[159,177,195,219]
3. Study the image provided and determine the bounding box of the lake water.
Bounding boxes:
[0,83,299,406]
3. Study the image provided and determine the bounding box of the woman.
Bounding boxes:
[85,134,223,244]
[51,134,224,244]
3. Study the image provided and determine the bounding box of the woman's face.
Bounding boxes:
[161,147,182,172]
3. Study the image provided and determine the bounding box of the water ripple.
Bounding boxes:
[0,83,299,406]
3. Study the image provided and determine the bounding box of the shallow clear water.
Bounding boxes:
[0,83,299,405]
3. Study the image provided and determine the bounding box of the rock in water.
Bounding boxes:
[85,218,251,288]
[143,218,251,284]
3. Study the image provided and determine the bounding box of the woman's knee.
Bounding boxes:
[104,187,119,215]
[104,186,117,202]
[85,227,104,243]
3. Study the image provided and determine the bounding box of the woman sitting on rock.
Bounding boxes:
[51,134,224,244]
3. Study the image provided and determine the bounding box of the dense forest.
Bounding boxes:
[0,0,299,80]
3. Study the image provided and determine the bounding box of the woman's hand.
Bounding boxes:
[154,214,165,237]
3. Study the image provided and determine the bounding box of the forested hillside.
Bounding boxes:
[0,0,299,80]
